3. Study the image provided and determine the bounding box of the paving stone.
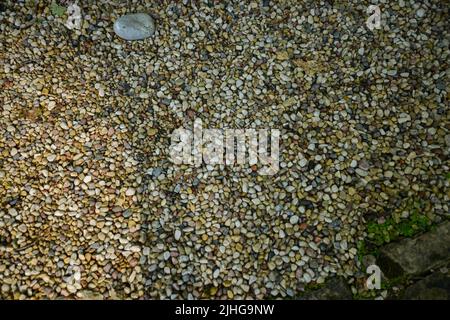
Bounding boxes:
[402,271,450,300]
[378,221,450,278]
[300,278,352,300]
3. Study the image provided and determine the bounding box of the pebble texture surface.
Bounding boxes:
[0,0,448,299]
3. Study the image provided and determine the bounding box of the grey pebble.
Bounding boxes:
[114,13,155,41]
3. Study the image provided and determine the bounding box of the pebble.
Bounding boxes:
[416,8,426,18]
[355,168,368,177]
[163,252,171,260]
[299,158,308,167]
[113,13,155,41]
[152,167,163,178]
[289,215,299,225]
[398,113,411,124]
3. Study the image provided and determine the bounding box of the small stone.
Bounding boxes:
[174,229,181,240]
[163,251,171,260]
[289,215,299,225]
[60,122,69,130]
[8,208,18,217]
[303,273,312,283]
[73,272,81,282]
[416,8,425,18]
[209,287,218,296]
[384,171,393,178]
[398,113,411,124]
[299,158,308,167]
[66,284,77,293]
[1,284,10,293]
[114,13,156,41]
[122,210,132,218]
[97,89,106,98]
[276,51,289,61]
[47,101,56,110]
[358,160,370,171]
[152,167,163,178]
[47,154,56,162]
[125,188,135,196]
[83,175,92,183]
[355,168,368,177]
[387,69,397,76]
[77,290,103,300]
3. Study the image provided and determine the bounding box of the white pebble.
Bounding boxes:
[289,215,299,224]
[125,188,136,196]
[83,175,92,184]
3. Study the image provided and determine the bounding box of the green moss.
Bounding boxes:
[303,282,326,292]
[366,202,431,246]
[353,290,378,300]
[50,2,66,17]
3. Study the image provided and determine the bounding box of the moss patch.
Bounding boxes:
[366,202,432,247]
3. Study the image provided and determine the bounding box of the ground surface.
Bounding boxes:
[0,0,448,299]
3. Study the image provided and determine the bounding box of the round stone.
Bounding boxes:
[416,8,425,18]
[289,215,299,225]
[113,13,155,41]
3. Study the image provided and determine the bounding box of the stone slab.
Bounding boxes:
[378,221,450,278]
[300,278,352,300]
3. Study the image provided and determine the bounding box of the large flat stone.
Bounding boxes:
[300,278,352,300]
[113,13,155,41]
[378,221,450,278]
[402,271,450,300]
